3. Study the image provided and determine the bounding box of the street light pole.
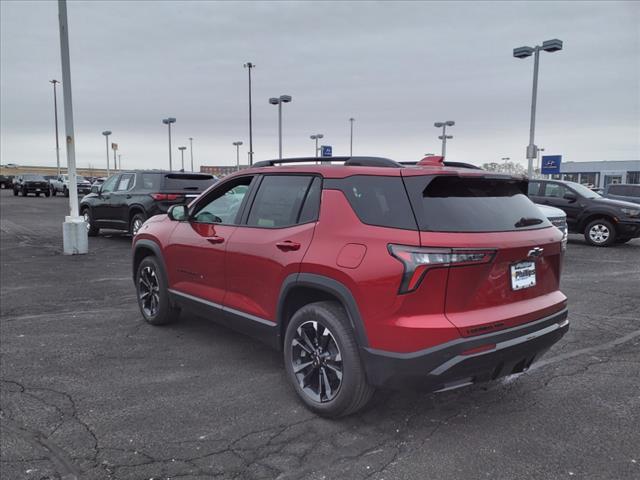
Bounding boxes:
[502,157,510,173]
[233,141,243,171]
[50,80,61,176]
[102,130,111,177]
[178,146,186,171]
[57,0,87,254]
[269,95,292,159]
[434,121,455,157]
[189,137,194,172]
[162,117,176,170]
[513,39,563,178]
[349,118,355,156]
[112,143,117,172]
[244,62,255,165]
[310,134,324,158]
[118,154,122,171]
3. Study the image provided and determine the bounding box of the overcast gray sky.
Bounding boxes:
[1,0,639,171]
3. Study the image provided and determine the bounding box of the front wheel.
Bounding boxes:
[22,188,27,197]
[51,188,57,196]
[284,301,374,418]
[584,218,616,247]
[135,256,178,326]
[130,213,146,235]
[63,187,69,197]
[44,191,50,198]
[82,208,100,236]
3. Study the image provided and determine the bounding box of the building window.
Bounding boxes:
[563,173,579,182]
[627,171,640,184]
[579,172,599,187]
[551,174,562,180]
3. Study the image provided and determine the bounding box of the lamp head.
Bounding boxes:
[102,130,112,136]
[279,95,292,103]
[445,120,455,126]
[269,97,279,105]
[513,46,534,59]
[542,39,563,52]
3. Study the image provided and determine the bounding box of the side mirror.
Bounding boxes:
[168,204,188,221]
[563,192,577,202]
[91,185,100,194]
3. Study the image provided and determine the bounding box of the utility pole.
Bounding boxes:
[178,146,186,171]
[57,0,87,254]
[269,95,292,159]
[349,117,355,156]
[162,117,176,170]
[112,142,117,171]
[50,80,61,176]
[102,131,111,177]
[233,141,243,171]
[434,121,455,158]
[189,137,194,172]
[118,154,122,171]
[244,62,255,165]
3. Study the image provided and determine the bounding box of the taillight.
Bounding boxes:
[388,244,496,294]
[150,193,183,201]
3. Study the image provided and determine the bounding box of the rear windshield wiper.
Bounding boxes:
[515,217,543,228]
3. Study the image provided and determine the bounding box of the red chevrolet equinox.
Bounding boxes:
[132,156,568,417]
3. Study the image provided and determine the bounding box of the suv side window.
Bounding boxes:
[101,175,119,194]
[116,173,135,191]
[298,177,322,224]
[543,182,568,198]
[192,176,253,225]
[246,175,314,228]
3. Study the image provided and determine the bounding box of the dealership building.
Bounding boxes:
[549,160,640,187]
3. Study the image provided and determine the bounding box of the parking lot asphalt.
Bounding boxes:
[1,188,639,480]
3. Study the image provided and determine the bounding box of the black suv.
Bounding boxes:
[80,170,217,236]
[528,179,640,246]
[12,174,50,197]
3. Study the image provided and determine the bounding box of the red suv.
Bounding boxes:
[132,156,569,417]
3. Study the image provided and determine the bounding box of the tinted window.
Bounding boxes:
[193,176,252,225]
[162,173,216,192]
[247,176,313,228]
[404,175,550,232]
[528,181,541,196]
[298,177,322,224]
[101,175,119,193]
[543,183,568,198]
[333,176,417,230]
[23,174,45,181]
[116,173,135,191]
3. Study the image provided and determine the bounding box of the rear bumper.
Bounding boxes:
[360,308,569,390]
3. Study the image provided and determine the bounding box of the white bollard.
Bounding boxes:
[62,215,88,255]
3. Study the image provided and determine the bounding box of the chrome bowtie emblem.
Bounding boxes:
[527,247,544,259]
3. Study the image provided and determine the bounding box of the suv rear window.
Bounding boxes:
[403,175,551,232]
[139,173,216,192]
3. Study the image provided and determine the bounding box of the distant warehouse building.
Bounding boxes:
[200,165,249,177]
[551,160,640,188]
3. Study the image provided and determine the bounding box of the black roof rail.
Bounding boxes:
[399,161,482,170]
[252,156,401,168]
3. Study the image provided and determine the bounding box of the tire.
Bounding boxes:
[52,188,57,197]
[22,188,27,197]
[584,218,616,247]
[63,187,69,197]
[13,189,18,196]
[82,208,100,237]
[284,301,375,418]
[44,191,50,198]
[130,212,146,235]
[135,256,178,326]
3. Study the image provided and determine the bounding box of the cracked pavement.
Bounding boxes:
[1,189,639,479]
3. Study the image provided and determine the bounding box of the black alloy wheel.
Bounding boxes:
[135,256,177,325]
[291,320,343,403]
[138,265,160,318]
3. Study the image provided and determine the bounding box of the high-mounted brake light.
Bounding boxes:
[150,193,183,201]
[388,244,496,294]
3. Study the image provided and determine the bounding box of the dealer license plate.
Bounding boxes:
[510,261,536,291]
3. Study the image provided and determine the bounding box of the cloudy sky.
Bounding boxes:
[1,0,639,171]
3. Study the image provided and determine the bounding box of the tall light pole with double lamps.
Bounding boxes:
[178,146,186,171]
[310,134,323,157]
[434,121,454,157]
[232,141,243,171]
[49,80,61,176]
[513,39,563,178]
[349,118,355,156]
[162,117,176,170]
[502,157,511,173]
[244,62,255,165]
[102,130,112,177]
[269,95,292,159]
[189,137,194,172]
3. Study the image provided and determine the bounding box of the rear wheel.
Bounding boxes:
[284,301,374,418]
[63,187,69,197]
[584,218,616,247]
[13,188,18,196]
[51,187,57,197]
[44,191,50,198]
[82,208,100,236]
[130,212,146,235]
[136,256,178,326]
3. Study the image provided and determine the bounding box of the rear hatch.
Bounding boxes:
[402,172,566,337]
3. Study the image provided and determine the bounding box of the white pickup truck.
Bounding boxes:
[49,174,93,197]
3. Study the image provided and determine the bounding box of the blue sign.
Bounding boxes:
[541,155,562,174]
[321,145,332,157]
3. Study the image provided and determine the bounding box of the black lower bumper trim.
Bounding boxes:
[361,308,569,390]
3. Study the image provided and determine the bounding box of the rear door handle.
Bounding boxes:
[207,236,225,245]
[276,241,301,251]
